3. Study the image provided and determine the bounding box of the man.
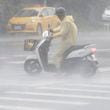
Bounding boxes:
[50,7,78,69]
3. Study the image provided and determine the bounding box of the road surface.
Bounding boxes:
[0,32,110,110]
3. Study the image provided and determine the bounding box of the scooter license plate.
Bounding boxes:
[91,54,97,61]
[87,54,97,62]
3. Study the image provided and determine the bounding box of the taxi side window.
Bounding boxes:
[47,8,55,16]
[40,9,49,16]
[32,10,39,16]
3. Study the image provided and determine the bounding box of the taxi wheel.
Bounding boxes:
[37,24,42,36]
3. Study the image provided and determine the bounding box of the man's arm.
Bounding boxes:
[52,22,70,38]
[52,25,61,33]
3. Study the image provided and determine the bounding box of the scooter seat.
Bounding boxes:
[71,45,88,50]
[63,44,90,59]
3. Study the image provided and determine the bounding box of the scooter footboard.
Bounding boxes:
[61,58,82,73]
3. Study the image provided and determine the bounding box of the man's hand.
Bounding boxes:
[49,28,54,33]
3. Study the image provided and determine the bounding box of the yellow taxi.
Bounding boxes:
[7,6,60,35]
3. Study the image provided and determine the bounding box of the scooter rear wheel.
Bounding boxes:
[24,59,42,75]
[81,60,97,77]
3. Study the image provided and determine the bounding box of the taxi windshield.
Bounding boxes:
[15,9,39,17]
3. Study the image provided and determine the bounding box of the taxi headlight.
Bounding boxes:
[7,23,11,27]
[7,23,12,29]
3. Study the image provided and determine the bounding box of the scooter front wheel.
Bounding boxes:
[24,59,42,75]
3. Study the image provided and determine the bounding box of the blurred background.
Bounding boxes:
[0,0,110,32]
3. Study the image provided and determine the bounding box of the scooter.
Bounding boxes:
[24,31,98,77]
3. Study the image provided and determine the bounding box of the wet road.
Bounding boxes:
[0,32,110,110]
